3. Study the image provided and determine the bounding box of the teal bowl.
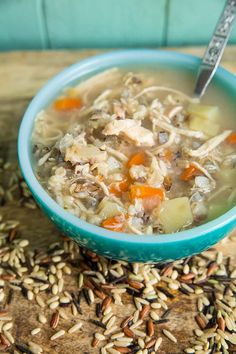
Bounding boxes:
[18,50,236,263]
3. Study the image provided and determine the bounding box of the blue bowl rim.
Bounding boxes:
[18,49,236,245]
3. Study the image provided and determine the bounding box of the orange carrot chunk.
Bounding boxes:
[181,165,202,181]
[162,149,173,162]
[109,179,130,197]
[130,185,165,202]
[226,132,236,144]
[54,97,82,111]
[127,152,146,168]
[101,215,126,232]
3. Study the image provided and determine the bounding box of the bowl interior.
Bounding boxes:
[18,49,236,245]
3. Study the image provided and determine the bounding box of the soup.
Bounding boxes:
[32,68,236,235]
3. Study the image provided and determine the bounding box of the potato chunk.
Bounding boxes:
[159,197,193,233]
[187,104,219,121]
[188,104,220,137]
[98,200,124,219]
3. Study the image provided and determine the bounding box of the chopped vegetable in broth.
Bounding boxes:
[32,68,236,235]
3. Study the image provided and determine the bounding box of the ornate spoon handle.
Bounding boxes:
[194,0,236,98]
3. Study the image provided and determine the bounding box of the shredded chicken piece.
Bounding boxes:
[186,130,232,158]
[93,89,112,106]
[86,175,110,196]
[103,119,155,147]
[153,118,205,139]
[126,219,143,235]
[74,199,93,214]
[122,125,155,147]
[152,132,176,153]
[166,106,183,119]
[102,146,128,162]
[103,119,139,135]
[65,145,107,165]
[191,161,215,182]
[134,86,198,102]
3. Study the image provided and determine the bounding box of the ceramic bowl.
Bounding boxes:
[18,50,236,262]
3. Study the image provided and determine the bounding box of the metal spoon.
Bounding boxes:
[194,0,236,98]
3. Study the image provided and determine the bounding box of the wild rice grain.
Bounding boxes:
[139,304,150,319]
[163,329,177,343]
[52,284,58,295]
[31,327,41,336]
[150,311,159,321]
[184,349,195,353]
[2,322,13,331]
[50,329,65,340]
[111,332,124,340]
[49,300,59,309]
[95,332,106,341]
[50,311,59,329]
[92,337,100,347]
[145,338,156,349]
[38,314,47,324]
[106,315,116,329]
[113,347,130,353]
[0,333,10,347]
[35,295,45,308]
[107,349,120,354]
[120,315,133,329]
[123,326,134,338]
[3,330,14,344]
[28,341,43,354]
[68,322,82,334]
[113,340,131,347]
[147,319,154,337]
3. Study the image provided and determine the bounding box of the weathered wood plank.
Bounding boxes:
[0,48,235,353]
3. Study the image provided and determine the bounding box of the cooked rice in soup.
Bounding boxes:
[32,68,236,234]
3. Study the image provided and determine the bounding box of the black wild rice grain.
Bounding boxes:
[30,276,49,284]
[161,308,171,319]
[111,275,128,284]
[156,286,174,299]
[126,288,142,297]
[21,285,28,298]
[16,343,34,354]
[89,319,106,329]
[82,288,92,305]
[179,287,190,296]
[6,288,13,305]
[153,319,169,324]
[96,303,102,318]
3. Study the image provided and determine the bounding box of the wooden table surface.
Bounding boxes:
[0,47,236,354]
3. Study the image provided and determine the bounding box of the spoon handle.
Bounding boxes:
[194,0,236,98]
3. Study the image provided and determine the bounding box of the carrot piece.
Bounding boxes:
[142,195,161,212]
[109,178,130,197]
[127,152,146,168]
[101,215,126,232]
[162,149,173,162]
[181,165,202,181]
[226,132,236,144]
[130,185,165,202]
[54,97,82,111]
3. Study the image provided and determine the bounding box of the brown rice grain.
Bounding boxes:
[50,312,59,329]
[139,304,150,320]
[123,326,134,338]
